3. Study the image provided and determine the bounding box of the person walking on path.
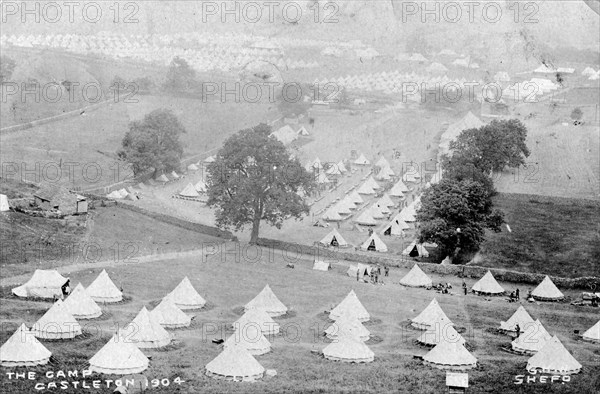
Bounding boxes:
[462,281,467,295]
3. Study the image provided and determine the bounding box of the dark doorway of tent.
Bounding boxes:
[384,227,391,236]
[331,236,339,247]
[368,240,376,251]
[409,245,419,257]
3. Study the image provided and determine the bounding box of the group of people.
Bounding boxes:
[357,264,389,284]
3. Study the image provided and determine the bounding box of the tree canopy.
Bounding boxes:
[164,57,197,92]
[449,119,530,173]
[417,179,503,261]
[117,109,186,176]
[206,124,316,243]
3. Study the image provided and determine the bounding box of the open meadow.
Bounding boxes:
[1,248,598,393]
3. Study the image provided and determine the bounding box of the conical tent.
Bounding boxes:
[499,306,534,333]
[155,174,169,183]
[381,220,404,236]
[337,161,348,173]
[126,307,171,349]
[417,323,465,346]
[511,320,552,354]
[179,183,200,197]
[397,209,416,222]
[187,163,199,171]
[329,290,370,322]
[63,283,102,319]
[531,276,564,301]
[170,171,179,179]
[12,269,69,299]
[151,298,191,329]
[423,340,477,370]
[0,194,9,211]
[323,207,343,221]
[323,333,374,363]
[400,264,433,288]
[32,300,82,339]
[394,218,410,230]
[224,324,271,355]
[471,271,505,295]
[369,204,385,219]
[355,210,377,226]
[346,264,373,278]
[526,336,582,375]
[334,200,353,215]
[411,299,453,330]
[360,232,388,252]
[195,180,207,193]
[89,332,149,375]
[348,191,363,204]
[0,324,52,367]
[86,269,123,303]
[389,180,408,196]
[357,182,376,195]
[235,308,280,335]
[319,229,348,247]
[582,320,600,343]
[402,241,429,257]
[245,284,288,317]
[326,165,342,176]
[354,153,370,165]
[375,156,390,168]
[166,277,206,310]
[325,314,370,342]
[378,194,395,207]
[365,176,381,190]
[205,345,265,382]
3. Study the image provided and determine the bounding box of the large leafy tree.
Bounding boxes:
[441,153,496,196]
[449,119,530,173]
[164,57,197,92]
[417,179,503,262]
[118,109,185,176]
[206,124,316,244]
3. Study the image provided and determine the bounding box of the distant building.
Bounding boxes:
[34,184,87,215]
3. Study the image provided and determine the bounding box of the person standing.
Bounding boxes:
[515,324,520,338]
[357,270,360,282]
[516,288,520,300]
[462,281,467,296]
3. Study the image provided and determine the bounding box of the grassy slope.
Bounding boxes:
[0,251,598,393]
[0,205,224,280]
[478,195,600,278]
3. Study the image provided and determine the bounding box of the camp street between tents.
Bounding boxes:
[1,251,598,392]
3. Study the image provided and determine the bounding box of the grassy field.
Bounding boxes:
[0,204,225,280]
[0,248,598,393]
[477,194,600,278]
[495,90,600,200]
[0,93,277,190]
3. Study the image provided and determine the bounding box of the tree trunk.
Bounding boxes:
[250,217,260,244]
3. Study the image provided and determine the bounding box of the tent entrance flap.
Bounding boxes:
[368,240,376,251]
[409,246,419,257]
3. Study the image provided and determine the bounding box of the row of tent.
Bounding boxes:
[3,269,595,377]
[581,67,600,80]
[270,125,310,146]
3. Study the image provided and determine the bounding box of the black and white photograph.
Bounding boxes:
[0,1,599,393]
